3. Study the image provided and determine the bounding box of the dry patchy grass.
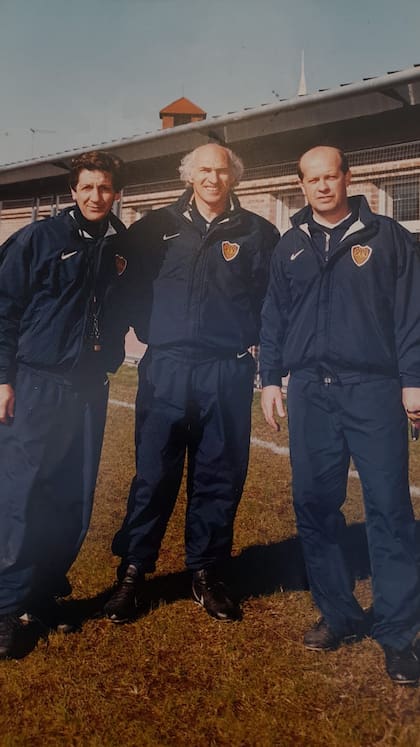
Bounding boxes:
[2,367,420,746]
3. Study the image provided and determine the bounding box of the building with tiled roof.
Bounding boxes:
[159,97,206,128]
[1,65,420,361]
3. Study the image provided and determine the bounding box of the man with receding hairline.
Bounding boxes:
[260,145,420,685]
[105,143,279,624]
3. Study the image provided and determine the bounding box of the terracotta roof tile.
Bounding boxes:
[159,97,206,116]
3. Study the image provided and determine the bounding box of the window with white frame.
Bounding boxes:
[381,177,420,236]
[276,192,305,234]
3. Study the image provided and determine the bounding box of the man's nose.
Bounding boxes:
[91,186,100,200]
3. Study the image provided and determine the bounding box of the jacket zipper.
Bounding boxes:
[324,233,330,263]
[182,213,241,341]
[74,238,105,367]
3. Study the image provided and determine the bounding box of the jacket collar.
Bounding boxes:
[174,187,241,222]
[291,195,376,238]
[61,205,125,239]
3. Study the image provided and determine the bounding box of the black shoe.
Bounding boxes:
[192,568,241,622]
[383,644,420,685]
[27,597,78,634]
[104,565,144,623]
[304,618,345,651]
[0,614,21,658]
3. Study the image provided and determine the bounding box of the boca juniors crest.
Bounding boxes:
[351,244,372,267]
[221,241,240,261]
[115,254,127,276]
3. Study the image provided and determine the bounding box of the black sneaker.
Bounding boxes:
[304,618,345,651]
[192,568,241,622]
[383,644,420,685]
[0,614,21,658]
[104,565,144,623]
[27,597,78,634]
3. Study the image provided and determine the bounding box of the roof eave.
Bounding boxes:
[1,65,420,184]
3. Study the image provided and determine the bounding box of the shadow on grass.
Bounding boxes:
[149,521,373,604]
[233,521,372,598]
[62,589,114,622]
[85,521,372,617]
[8,591,111,659]
[59,519,420,626]
[9,622,47,660]
[11,520,419,656]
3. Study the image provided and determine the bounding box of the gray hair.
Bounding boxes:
[179,146,244,186]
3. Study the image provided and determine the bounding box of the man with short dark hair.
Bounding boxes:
[260,145,420,685]
[105,143,279,623]
[0,150,128,657]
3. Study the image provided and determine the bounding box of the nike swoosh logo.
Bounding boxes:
[61,250,78,260]
[163,233,180,241]
[236,352,248,359]
[192,587,204,606]
[290,249,305,261]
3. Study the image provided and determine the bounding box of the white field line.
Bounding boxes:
[109,399,420,498]
[109,398,135,410]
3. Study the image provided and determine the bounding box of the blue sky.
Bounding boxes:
[0,0,419,164]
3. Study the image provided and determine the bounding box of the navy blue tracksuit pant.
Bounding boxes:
[112,346,255,572]
[287,372,420,649]
[0,366,109,615]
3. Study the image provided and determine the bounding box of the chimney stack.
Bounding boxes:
[159,97,206,129]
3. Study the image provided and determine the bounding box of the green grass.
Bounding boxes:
[2,365,420,746]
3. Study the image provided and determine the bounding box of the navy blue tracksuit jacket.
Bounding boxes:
[112,190,279,572]
[0,208,128,614]
[260,196,420,648]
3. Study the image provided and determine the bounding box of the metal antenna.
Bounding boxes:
[272,50,308,100]
[297,50,307,96]
[29,127,56,157]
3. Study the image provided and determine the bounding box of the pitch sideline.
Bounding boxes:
[109,399,420,498]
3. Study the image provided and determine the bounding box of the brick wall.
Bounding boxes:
[0,208,33,242]
[237,191,278,224]
[0,154,418,245]
[1,151,419,365]
[348,180,379,213]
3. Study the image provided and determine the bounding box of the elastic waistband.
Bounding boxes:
[18,362,108,389]
[149,345,250,363]
[291,367,397,384]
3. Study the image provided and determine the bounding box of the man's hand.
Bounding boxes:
[0,383,15,425]
[261,385,286,431]
[402,387,420,427]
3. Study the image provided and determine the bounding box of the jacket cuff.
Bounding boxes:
[400,375,420,388]
[260,369,284,387]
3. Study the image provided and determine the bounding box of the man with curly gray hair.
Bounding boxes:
[105,143,279,624]
[179,145,244,185]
